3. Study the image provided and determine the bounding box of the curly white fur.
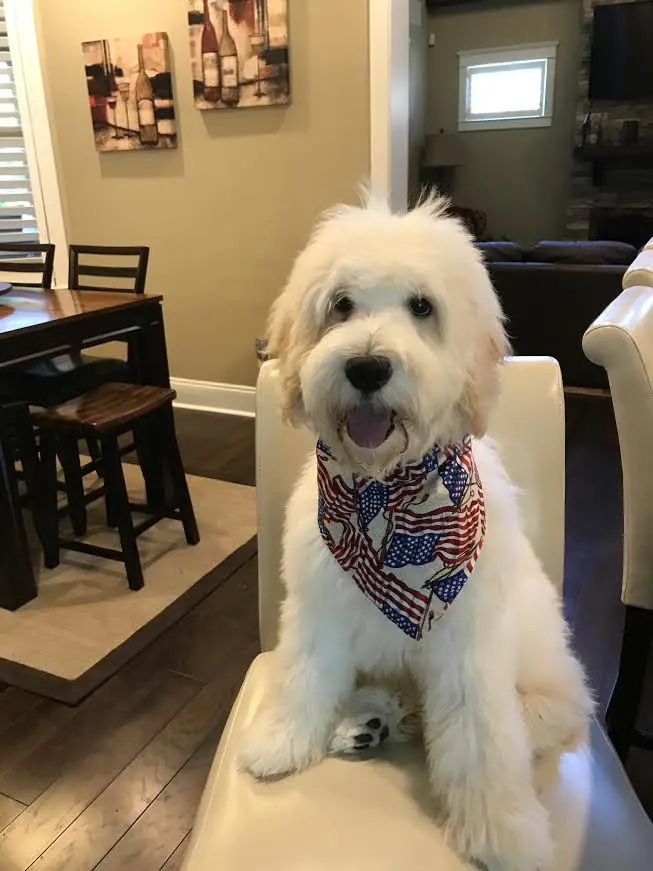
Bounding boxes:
[239,194,593,871]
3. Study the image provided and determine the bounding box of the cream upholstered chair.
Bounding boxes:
[622,242,653,290]
[584,285,653,762]
[182,358,653,871]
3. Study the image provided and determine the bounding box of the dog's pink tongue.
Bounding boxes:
[347,406,392,449]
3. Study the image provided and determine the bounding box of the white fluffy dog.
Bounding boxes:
[240,195,593,871]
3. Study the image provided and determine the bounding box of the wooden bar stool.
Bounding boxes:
[33,383,200,591]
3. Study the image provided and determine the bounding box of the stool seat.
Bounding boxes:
[33,382,176,434]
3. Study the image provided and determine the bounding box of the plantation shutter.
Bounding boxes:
[0,0,39,247]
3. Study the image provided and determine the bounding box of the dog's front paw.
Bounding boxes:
[328,685,418,756]
[442,790,552,871]
[239,708,325,779]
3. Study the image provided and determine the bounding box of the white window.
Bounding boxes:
[0,0,39,248]
[3,0,67,283]
[458,43,557,132]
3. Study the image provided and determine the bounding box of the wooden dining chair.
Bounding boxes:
[68,245,149,294]
[0,242,55,289]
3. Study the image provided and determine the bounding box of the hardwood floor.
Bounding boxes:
[0,397,650,871]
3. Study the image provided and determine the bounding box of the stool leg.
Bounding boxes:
[57,437,87,537]
[100,434,144,591]
[159,406,200,545]
[100,448,119,529]
[134,419,166,512]
[39,430,60,569]
[85,436,102,474]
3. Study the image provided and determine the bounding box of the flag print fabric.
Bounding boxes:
[317,435,486,639]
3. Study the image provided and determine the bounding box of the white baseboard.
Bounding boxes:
[171,377,256,418]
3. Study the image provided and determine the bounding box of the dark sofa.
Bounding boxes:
[477,241,635,389]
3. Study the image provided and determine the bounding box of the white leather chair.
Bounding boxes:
[182,358,653,871]
[584,286,653,762]
[622,241,653,290]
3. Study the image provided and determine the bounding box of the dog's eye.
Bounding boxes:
[408,296,433,318]
[333,295,354,319]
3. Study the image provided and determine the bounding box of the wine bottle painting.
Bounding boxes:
[188,0,291,110]
[82,33,177,152]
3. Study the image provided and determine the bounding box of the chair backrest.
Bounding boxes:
[256,357,566,651]
[0,242,55,288]
[68,245,150,294]
[622,240,653,290]
[583,285,653,611]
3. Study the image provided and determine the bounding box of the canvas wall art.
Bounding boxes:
[188,0,290,110]
[83,32,177,151]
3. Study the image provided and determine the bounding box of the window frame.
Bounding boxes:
[457,42,558,133]
[4,0,67,285]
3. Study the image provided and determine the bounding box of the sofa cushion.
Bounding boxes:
[476,241,527,263]
[530,241,637,266]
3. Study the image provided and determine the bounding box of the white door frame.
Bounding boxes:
[369,0,410,212]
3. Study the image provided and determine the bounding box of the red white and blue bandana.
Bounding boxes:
[317,436,486,639]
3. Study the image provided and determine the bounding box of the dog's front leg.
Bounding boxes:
[239,592,355,779]
[419,619,552,871]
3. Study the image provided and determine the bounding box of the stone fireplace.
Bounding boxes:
[566,0,653,243]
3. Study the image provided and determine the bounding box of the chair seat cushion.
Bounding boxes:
[0,354,131,406]
[182,653,653,871]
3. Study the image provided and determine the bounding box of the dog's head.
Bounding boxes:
[267,194,509,476]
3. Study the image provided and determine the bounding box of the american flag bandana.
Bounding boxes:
[317,436,486,640]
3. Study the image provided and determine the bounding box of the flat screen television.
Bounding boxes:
[589,0,653,101]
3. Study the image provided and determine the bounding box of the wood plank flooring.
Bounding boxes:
[0,398,650,871]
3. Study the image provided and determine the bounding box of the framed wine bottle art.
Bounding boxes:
[82,32,177,152]
[188,0,291,110]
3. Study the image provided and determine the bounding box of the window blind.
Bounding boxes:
[0,0,40,249]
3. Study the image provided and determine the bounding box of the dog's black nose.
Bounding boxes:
[345,356,393,394]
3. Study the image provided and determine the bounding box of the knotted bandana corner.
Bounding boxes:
[317,436,486,639]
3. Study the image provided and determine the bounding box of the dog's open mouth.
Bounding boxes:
[345,406,395,449]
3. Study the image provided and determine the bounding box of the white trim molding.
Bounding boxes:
[171,378,256,418]
[369,0,410,212]
[5,0,68,284]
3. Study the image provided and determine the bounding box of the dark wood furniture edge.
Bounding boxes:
[0,298,165,370]
[0,536,257,705]
[0,292,163,341]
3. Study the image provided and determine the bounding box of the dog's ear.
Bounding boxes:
[458,323,510,438]
[266,289,306,424]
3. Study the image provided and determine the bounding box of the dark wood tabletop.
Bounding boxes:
[0,287,163,340]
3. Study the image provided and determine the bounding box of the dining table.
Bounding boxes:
[0,286,170,611]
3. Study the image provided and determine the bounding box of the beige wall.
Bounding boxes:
[34,0,370,386]
[426,0,582,244]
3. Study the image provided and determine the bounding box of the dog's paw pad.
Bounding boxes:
[329,715,392,755]
[328,685,417,757]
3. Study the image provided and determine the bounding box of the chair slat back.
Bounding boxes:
[68,245,150,294]
[0,242,55,288]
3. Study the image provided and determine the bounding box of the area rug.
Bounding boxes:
[0,467,257,703]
